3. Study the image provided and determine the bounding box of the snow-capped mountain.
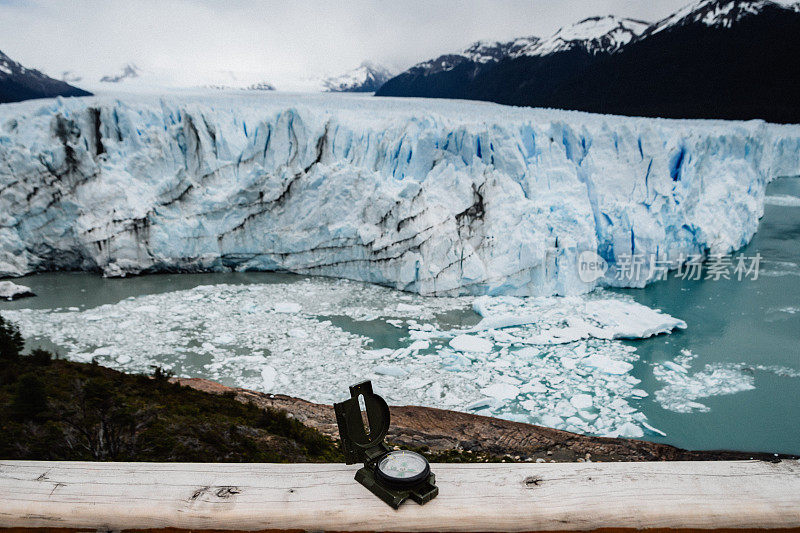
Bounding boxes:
[527,15,650,56]
[377,0,800,123]
[414,38,540,75]
[99,63,140,83]
[0,49,91,104]
[387,15,647,80]
[322,62,394,92]
[645,0,794,34]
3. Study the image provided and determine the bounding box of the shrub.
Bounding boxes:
[0,314,24,362]
[10,373,48,420]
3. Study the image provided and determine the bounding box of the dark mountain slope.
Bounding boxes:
[531,3,800,122]
[377,1,800,123]
[0,50,91,104]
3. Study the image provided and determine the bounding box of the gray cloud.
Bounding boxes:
[0,0,689,88]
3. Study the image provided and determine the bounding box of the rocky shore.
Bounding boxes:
[177,378,795,463]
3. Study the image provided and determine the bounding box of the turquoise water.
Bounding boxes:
[618,176,800,454]
[2,177,798,454]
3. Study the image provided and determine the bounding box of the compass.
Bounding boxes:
[376,450,431,487]
[334,381,438,508]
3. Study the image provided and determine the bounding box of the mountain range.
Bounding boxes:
[0,49,91,104]
[376,0,800,123]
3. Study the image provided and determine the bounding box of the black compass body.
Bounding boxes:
[334,381,438,508]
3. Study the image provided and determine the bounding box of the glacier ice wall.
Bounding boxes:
[1,93,799,295]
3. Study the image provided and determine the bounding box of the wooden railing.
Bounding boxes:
[1,460,799,532]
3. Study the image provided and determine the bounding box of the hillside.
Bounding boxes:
[0,50,91,104]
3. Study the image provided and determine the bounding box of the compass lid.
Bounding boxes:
[334,381,391,464]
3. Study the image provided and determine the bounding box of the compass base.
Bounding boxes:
[355,467,438,509]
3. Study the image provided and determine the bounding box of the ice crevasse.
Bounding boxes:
[1,92,799,296]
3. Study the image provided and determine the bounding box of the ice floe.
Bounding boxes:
[450,334,494,353]
[765,194,800,207]
[4,276,794,439]
[464,295,686,342]
[652,349,800,413]
[0,281,34,301]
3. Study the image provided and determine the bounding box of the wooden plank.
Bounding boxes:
[0,460,798,532]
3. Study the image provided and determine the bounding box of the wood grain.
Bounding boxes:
[0,460,798,532]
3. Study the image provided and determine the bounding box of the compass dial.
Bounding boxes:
[375,450,430,487]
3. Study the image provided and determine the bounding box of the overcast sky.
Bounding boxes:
[0,0,689,89]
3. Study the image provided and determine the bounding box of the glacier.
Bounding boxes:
[1,91,799,296]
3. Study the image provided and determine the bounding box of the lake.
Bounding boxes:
[2,177,798,454]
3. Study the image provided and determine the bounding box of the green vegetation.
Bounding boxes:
[0,314,342,462]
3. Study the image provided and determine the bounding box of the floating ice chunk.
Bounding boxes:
[469,313,540,332]
[427,381,443,400]
[288,328,309,338]
[409,340,430,351]
[116,354,132,364]
[663,361,689,373]
[686,401,710,411]
[466,397,498,411]
[396,303,423,313]
[570,394,593,410]
[71,352,95,362]
[472,297,490,317]
[212,333,236,344]
[480,382,520,401]
[273,302,301,313]
[614,422,645,438]
[554,400,578,417]
[403,377,434,390]
[450,334,493,353]
[136,305,159,315]
[630,388,649,398]
[362,348,393,359]
[491,329,518,343]
[582,354,634,375]
[261,365,277,390]
[584,300,687,339]
[641,421,667,437]
[0,281,34,301]
[467,296,685,346]
[565,416,586,428]
[538,414,564,428]
[497,412,531,423]
[607,398,637,415]
[375,364,408,377]
[520,380,548,394]
[91,346,114,357]
[514,347,542,358]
